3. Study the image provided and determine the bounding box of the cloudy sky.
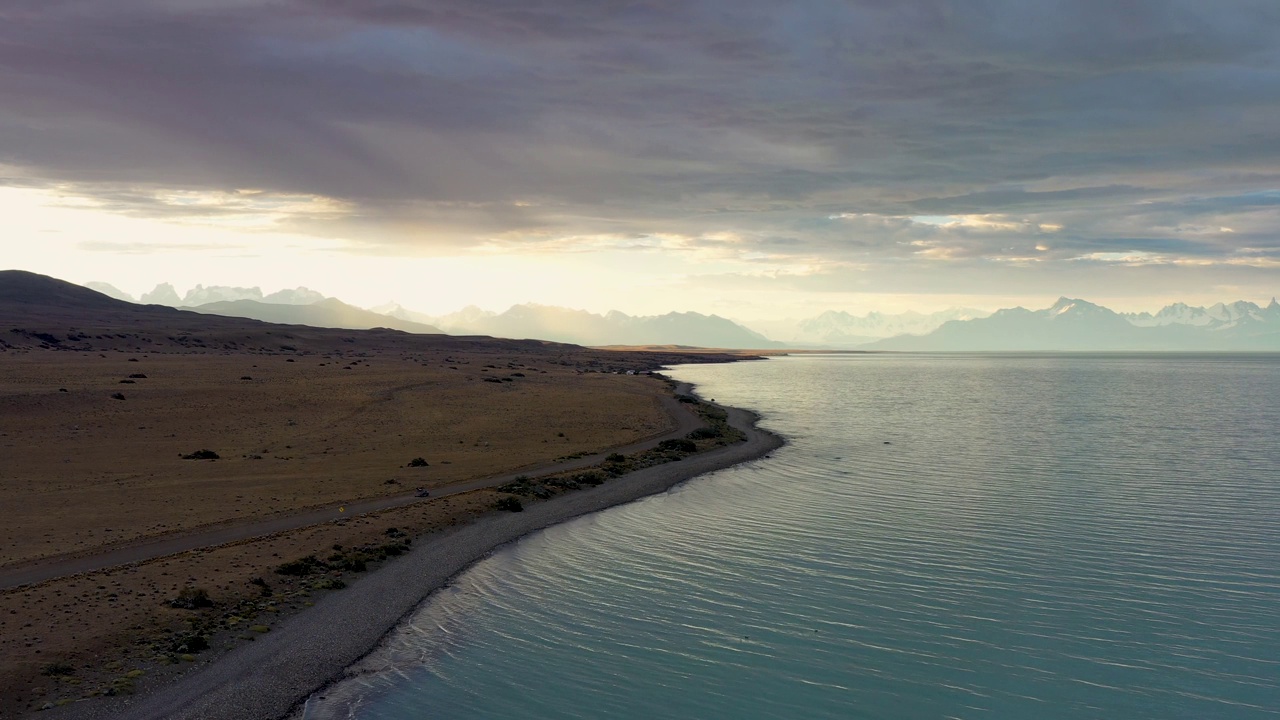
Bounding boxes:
[4,1,1280,319]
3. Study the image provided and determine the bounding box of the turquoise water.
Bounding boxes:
[305,354,1280,719]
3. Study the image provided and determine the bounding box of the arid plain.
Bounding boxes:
[0,271,750,717]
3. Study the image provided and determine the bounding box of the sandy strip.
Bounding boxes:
[55,393,783,720]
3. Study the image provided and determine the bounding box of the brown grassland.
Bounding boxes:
[0,271,746,717]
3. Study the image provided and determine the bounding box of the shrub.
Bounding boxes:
[311,577,347,590]
[327,553,367,572]
[128,373,147,379]
[575,471,606,486]
[372,542,409,558]
[407,457,429,468]
[168,587,213,609]
[493,496,524,512]
[658,438,697,453]
[41,661,74,677]
[606,453,626,463]
[169,633,210,654]
[687,427,721,440]
[275,555,325,576]
[182,449,220,460]
[249,577,272,597]
[110,392,126,400]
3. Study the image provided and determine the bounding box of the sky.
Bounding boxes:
[3,0,1280,320]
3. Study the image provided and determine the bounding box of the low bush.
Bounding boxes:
[167,587,213,609]
[658,438,697,453]
[687,426,721,440]
[249,577,272,597]
[407,457,429,468]
[182,449,220,460]
[41,661,74,677]
[326,552,367,572]
[493,496,524,512]
[169,633,210,654]
[275,555,326,576]
[372,542,409,558]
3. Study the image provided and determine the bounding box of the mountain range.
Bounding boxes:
[868,297,1280,351]
[749,308,990,347]
[187,299,443,334]
[78,280,1280,350]
[92,282,329,307]
[384,303,782,349]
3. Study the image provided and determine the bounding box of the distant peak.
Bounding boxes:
[1048,297,1078,314]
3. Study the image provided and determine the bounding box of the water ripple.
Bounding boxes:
[306,354,1280,720]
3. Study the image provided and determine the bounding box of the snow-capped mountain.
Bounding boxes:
[113,282,331,307]
[372,303,495,330]
[748,307,990,347]
[138,282,183,306]
[190,298,443,334]
[375,303,781,348]
[83,281,135,303]
[869,297,1280,351]
[1124,300,1279,329]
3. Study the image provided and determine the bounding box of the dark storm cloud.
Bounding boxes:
[3,0,1280,270]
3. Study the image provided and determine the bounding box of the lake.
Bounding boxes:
[303,353,1280,719]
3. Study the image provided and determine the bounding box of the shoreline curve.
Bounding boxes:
[58,380,784,720]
